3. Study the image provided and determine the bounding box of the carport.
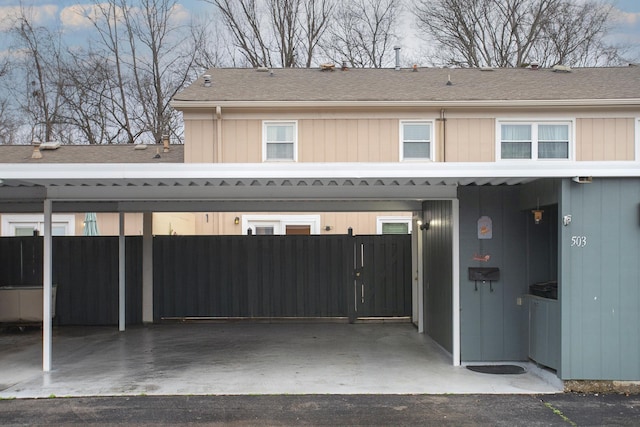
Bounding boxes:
[1,160,636,376]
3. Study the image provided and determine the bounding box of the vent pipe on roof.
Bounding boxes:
[203,74,212,87]
[394,46,401,71]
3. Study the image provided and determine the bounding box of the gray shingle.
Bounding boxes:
[173,66,640,103]
[0,144,184,163]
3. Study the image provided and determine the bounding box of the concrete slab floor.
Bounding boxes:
[0,323,562,398]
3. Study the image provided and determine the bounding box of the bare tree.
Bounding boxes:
[324,0,401,68]
[207,0,332,68]
[413,0,623,68]
[9,9,68,143]
[84,0,202,144]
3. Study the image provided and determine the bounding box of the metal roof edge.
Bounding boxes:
[2,161,639,181]
[171,99,640,110]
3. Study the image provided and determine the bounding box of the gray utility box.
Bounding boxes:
[527,294,560,371]
[0,285,57,323]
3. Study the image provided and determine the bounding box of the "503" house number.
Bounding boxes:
[570,236,587,247]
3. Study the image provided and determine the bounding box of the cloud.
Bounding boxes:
[612,10,640,26]
[60,4,97,29]
[0,5,58,31]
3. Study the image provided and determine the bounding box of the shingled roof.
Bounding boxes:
[0,144,184,163]
[172,66,640,105]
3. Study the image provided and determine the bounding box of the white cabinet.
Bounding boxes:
[528,295,559,370]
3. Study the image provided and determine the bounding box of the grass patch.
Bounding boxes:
[543,402,577,426]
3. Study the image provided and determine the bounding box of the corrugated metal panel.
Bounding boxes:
[423,200,454,353]
[560,178,640,380]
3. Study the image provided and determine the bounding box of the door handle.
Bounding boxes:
[361,284,365,303]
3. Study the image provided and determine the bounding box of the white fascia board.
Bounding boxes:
[1,161,639,182]
[171,99,640,110]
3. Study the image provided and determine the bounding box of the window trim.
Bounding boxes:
[1,214,76,236]
[262,120,298,162]
[242,215,321,235]
[496,119,575,161]
[399,120,435,161]
[376,216,413,235]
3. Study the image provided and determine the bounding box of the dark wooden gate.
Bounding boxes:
[353,235,412,319]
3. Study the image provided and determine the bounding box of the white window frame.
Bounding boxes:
[1,214,76,237]
[496,119,574,161]
[242,215,321,235]
[400,120,435,161]
[262,120,298,162]
[376,216,413,235]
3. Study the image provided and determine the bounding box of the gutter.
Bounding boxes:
[171,99,640,110]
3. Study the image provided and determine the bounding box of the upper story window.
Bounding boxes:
[401,121,433,161]
[498,121,572,160]
[263,121,297,161]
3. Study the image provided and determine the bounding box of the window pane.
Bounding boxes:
[382,222,409,234]
[502,142,531,159]
[404,141,430,159]
[266,124,294,142]
[501,124,531,141]
[255,226,274,235]
[403,123,429,141]
[15,227,36,236]
[539,124,568,141]
[538,124,569,159]
[539,142,568,159]
[267,142,294,160]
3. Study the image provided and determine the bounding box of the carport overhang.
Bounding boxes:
[2,160,639,372]
[2,161,639,212]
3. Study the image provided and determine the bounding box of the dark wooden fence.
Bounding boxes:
[0,236,142,325]
[1,234,410,325]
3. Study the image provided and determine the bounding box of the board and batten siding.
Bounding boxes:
[560,178,640,380]
[184,113,216,163]
[443,118,495,162]
[576,118,635,161]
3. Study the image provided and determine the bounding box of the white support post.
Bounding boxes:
[142,212,153,323]
[452,198,461,366]
[119,212,126,331]
[43,199,52,372]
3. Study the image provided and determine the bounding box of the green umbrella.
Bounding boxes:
[83,212,100,236]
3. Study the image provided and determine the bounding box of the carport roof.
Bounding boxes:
[1,161,638,213]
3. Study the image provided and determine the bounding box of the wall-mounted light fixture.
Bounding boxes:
[234,216,240,225]
[324,225,332,231]
[532,209,544,224]
[532,198,543,224]
[572,176,592,184]
[419,220,430,231]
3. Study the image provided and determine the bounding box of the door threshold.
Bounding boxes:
[353,316,412,323]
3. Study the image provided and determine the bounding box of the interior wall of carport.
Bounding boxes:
[560,178,640,381]
[456,181,561,363]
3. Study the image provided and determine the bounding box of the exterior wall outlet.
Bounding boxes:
[516,297,523,306]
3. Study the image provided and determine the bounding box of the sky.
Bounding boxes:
[0,0,639,62]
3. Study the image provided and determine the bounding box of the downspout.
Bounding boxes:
[216,106,223,233]
[438,109,447,162]
[216,106,222,163]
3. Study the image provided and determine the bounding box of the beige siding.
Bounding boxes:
[299,119,399,162]
[74,213,144,236]
[221,119,262,162]
[576,118,635,161]
[443,118,495,162]
[184,118,215,163]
